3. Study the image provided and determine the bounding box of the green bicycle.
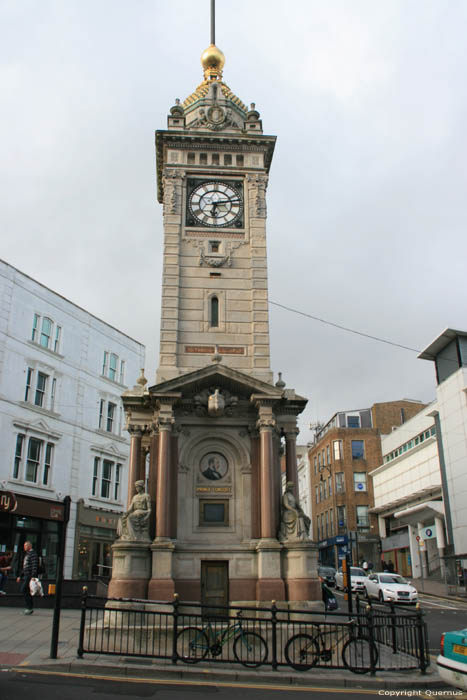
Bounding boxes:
[176,611,268,668]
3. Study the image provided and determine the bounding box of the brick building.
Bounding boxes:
[309,400,426,568]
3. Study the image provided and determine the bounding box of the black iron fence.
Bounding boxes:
[77,590,429,675]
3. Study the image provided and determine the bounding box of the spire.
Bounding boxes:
[201,0,225,81]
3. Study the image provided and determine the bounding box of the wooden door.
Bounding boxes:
[201,561,228,617]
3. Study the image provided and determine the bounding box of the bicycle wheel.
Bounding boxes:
[341,635,378,674]
[176,626,209,663]
[233,631,268,668]
[285,633,320,671]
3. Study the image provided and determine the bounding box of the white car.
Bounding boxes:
[335,566,367,592]
[364,572,418,604]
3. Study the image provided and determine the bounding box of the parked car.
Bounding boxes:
[318,566,336,588]
[335,566,367,592]
[437,628,467,690]
[364,572,418,604]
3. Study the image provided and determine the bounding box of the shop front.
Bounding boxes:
[73,501,120,580]
[0,489,66,580]
[318,534,349,568]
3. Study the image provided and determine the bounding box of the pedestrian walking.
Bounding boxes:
[0,550,12,595]
[16,541,38,614]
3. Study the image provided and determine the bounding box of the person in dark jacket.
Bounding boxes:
[16,541,38,614]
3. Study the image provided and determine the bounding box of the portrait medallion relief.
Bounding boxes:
[200,452,228,481]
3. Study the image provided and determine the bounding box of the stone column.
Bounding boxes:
[417,521,428,578]
[255,403,285,601]
[148,409,176,600]
[126,427,142,508]
[284,427,299,498]
[155,418,172,540]
[408,524,422,578]
[259,418,276,539]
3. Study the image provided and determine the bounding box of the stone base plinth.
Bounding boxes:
[148,539,175,601]
[281,538,320,603]
[107,539,151,599]
[256,539,286,602]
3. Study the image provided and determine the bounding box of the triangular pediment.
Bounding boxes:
[148,364,283,401]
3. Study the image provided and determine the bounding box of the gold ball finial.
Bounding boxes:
[201,44,225,80]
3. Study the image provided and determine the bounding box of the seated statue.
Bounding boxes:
[117,480,151,541]
[279,481,311,541]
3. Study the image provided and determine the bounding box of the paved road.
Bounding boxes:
[332,589,467,657]
[0,669,452,700]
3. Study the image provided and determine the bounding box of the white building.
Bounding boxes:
[370,405,443,579]
[296,444,312,528]
[419,329,467,563]
[370,328,467,585]
[0,260,145,580]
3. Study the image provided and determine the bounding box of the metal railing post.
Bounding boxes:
[172,593,179,664]
[416,603,429,673]
[271,600,278,670]
[389,600,397,653]
[77,585,88,658]
[366,603,377,676]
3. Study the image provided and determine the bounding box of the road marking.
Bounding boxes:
[418,598,458,610]
[11,667,387,694]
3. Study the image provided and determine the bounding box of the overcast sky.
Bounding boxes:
[2,0,466,443]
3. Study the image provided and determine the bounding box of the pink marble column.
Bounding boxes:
[155,420,172,539]
[258,419,276,539]
[285,428,299,499]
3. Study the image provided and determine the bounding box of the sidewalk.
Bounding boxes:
[413,577,467,601]
[0,607,446,690]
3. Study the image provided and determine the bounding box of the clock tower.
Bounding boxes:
[109,24,319,607]
[155,43,275,384]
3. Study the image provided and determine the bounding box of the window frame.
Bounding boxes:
[353,472,367,492]
[199,499,229,526]
[351,440,365,460]
[13,433,54,486]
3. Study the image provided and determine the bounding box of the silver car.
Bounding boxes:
[335,566,367,592]
[364,572,418,603]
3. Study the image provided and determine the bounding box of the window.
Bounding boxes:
[209,241,220,253]
[200,153,208,165]
[318,453,321,468]
[25,368,33,401]
[13,434,24,479]
[187,152,195,164]
[353,472,367,492]
[98,400,104,429]
[236,154,244,166]
[325,511,329,537]
[102,351,125,384]
[328,476,332,497]
[212,153,220,165]
[13,433,54,486]
[329,508,334,536]
[335,472,345,493]
[323,479,327,500]
[109,354,118,381]
[314,456,317,474]
[322,449,325,466]
[106,402,116,433]
[31,314,61,353]
[34,372,48,407]
[337,505,346,529]
[347,415,360,428]
[333,440,342,461]
[199,499,229,526]
[224,154,232,165]
[24,367,57,411]
[92,457,122,501]
[351,440,365,460]
[315,485,319,503]
[356,505,370,531]
[326,445,330,464]
[210,296,219,328]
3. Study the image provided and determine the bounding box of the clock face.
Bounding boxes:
[188,181,243,228]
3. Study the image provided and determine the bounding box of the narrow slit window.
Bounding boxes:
[211,296,219,327]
